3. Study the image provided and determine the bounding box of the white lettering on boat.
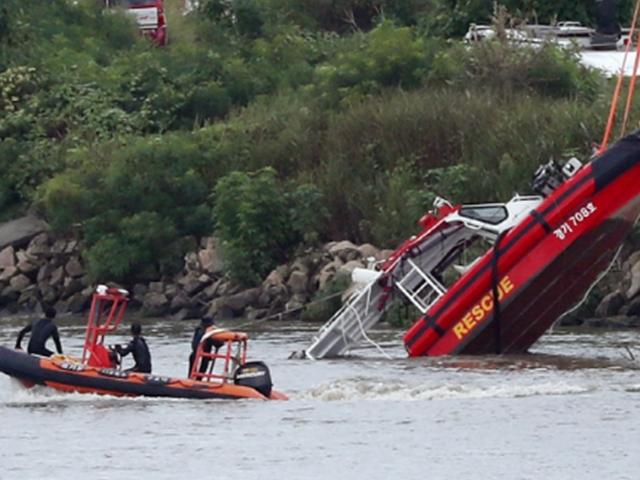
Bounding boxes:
[553,202,597,241]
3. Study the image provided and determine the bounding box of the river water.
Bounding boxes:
[0,316,638,480]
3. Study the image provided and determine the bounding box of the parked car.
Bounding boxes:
[104,0,167,46]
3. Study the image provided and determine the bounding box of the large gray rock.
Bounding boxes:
[626,258,640,299]
[595,291,626,317]
[26,233,50,257]
[49,266,65,288]
[357,243,380,262]
[184,251,201,272]
[16,256,38,275]
[198,238,225,275]
[0,216,49,250]
[287,270,309,295]
[37,264,55,283]
[338,259,365,276]
[64,257,84,278]
[67,292,88,313]
[0,246,16,269]
[0,266,17,282]
[10,274,31,291]
[62,277,84,299]
[328,240,360,262]
[223,288,261,313]
[148,281,164,294]
[142,292,170,317]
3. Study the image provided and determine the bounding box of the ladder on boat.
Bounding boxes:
[304,263,446,359]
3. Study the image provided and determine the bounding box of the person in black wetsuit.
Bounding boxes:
[15,306,63,357]
[188,316,223,376]
[114,323,151,373]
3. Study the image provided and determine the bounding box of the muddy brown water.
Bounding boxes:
[0,316,638,480]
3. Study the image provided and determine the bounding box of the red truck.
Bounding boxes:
[105,0,168,46]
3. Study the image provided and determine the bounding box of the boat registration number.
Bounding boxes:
[553,202,597,241]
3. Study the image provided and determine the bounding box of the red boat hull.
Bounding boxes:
[404,132,640,356]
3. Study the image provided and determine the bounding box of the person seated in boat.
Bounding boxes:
[15,306,63,357]
[114,323,152,374]
[188,315,223,376]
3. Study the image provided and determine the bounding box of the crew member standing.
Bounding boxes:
[188,316,223,376]
[114,323,152,373]
[15,306,63,357]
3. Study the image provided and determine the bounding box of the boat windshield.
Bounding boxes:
[458,205,508,225]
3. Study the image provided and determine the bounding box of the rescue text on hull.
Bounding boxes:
[0,286,287,400]
[301,131,640,359]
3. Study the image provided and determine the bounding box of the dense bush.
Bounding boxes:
[213,168,327,285]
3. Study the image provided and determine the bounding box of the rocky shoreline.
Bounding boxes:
[1,216,640,330]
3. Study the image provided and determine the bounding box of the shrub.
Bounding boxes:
[213,168,293,285]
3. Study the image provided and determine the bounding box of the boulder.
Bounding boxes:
[37,264,55,283]
[10,274,31,291]
[626,258,640,299]
[245,307,268,321]
[65,240,78,254]
[328,240,360,262]
[132,283,148,300]
[17,287,40,309]
[198,241,225,275]
[595,291,626,317]
[200,279,221,302]
[338,260,365,276]
[378,249,394,261]
[173,307,203,321]
[0,266,17,282]
[16,256,38,275]
[26,233,50,257]
[40,285,58,305]
[64,257,84,278]
[142,292,170,317]
[67,292,88,313]
[62,277,84,299]
[0,246,16,269]
[223,288,261,313]
[0,285,19,306]
[357,243,380,263]
[287,270,309,295]
[49,266,65,288]
[206,299,235,320]
[50,239,68,255]
[170,291,192,313]
[184,251,201,272]
[284,293,308,317]
[148,281,165,294]
[164,283,179,300]
[263,269,285,288]
[0,216,49,250]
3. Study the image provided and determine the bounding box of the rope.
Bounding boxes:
[599,0,640,153]
[346,290,394,360]
[233,290,344,329]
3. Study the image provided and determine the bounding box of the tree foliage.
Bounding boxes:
[1,0,632,282]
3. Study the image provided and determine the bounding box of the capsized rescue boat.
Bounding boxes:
[0,286,287,400]
[302,130,640,359]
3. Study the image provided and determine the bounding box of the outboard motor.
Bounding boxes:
[234,361,273,398]
[532,158,582,197]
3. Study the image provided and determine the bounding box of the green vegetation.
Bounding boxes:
[1,0,638,284]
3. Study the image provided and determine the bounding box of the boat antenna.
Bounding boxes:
[599,0,640,154]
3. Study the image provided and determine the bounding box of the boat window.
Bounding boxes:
[458,205,508,225]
